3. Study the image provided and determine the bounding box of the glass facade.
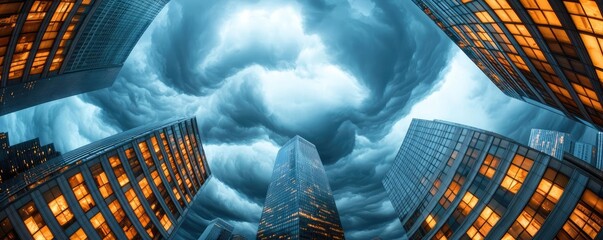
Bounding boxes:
[383,119,603,239]
[257,136,345,239]
[198,218,234,240]
[0,0,169,116]
[0,117,210,239]
[0,132,60,186]
[411,0,603,130]
[529,128,597,167]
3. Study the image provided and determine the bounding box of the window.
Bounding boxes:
[479,154,500,179]
[68,173,95,212]
[89,212,114,239]
[0,218,17,240]
[19,201,54,239]
[466,205,501,239]
[458,191,479,216]
[500,154,534,194]
[439,174,464,209]
[69,228,86,240]
[556,188,603,239]
[91,163,113,198]
[108,200,137,239]
[504,169,568,239]
[44,186,75,228]
[125,148,142,177]
[124,189,157,238]
[109,155,129,187]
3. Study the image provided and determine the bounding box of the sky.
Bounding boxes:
[0,0,598,239]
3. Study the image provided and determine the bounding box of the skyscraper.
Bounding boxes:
[411,0,603,129]
[198,218,233,240]
[383,119,603,239]
[0,117,210,239]
[0,132,60,185]
[528,129,571,159]
[0,0,170,116]
[528,128,598,167]
[257,136,345,240]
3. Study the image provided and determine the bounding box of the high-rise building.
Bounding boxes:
[0,0,170,115]
[0,132,60,185]
[0,117,210,239]
[383,119,603,239]
[257,136,345,240]
[411,0,603,129]
[197,218,233,240]
[528,128,598,167]
[528,129,571,159]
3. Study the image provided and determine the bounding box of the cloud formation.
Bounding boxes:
[0,0,597,239]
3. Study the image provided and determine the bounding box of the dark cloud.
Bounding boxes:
[0,0,597,239]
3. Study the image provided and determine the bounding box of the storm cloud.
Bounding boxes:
[0,0,597,239]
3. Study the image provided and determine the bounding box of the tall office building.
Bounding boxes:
[197,218,233,240]
[0,132,60,185]
[528,128,598,167]
[383,119,603,239]
[411,0,603,129]
[0,117,210,239]
[0,0,170,115]
[257,136,345,240]
[528,129,571,159]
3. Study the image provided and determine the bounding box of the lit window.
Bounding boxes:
[466,205,501,239]
[19,201,54,239]
[68,173,95,212]
[89,212,113,239]
[425,214,437,230]
[44,186,74,227]
[505,169,568,238]
[500,154,533,194]
[556,188,603,239]
[109,155,129,187]
[479,154,500,179]
[69,228,86,240]
[108,199,137,239]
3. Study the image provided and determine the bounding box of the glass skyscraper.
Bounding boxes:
[198,218,233,240]
[529,128,598,167]
[0,117,210,239]
[0,132,60,185]
[383,119,603,239]
[257,136,345,240]
[0,0,169,116]
[411,0,603,130]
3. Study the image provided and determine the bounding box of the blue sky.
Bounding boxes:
[0,0,596,239]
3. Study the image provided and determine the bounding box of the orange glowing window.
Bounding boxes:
[506,169,568,238]
[109,155,129,187]
[459,191,479,216]
[556,188,603,239]
[425,214,437,230]
[500,154,533,194]
[90,212,114,239]
[69,228,86,240]
[68,173,95,212]
[108,199,138,239]
[479,154,500,179]
[467,205,501,239]
[44,187,74,228]
[19,201,54,239]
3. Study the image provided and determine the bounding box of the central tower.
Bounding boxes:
[257,136,345,239]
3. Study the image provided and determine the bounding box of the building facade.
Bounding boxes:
[257,136,345,240]
[528,128,599,168]
[0,117,210,239]
[528,129,571,159]
[0,0,169,115]
[383,119,603,239]
[0,132,60,185]
[411,0,603,129]
[197,218,233,240]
